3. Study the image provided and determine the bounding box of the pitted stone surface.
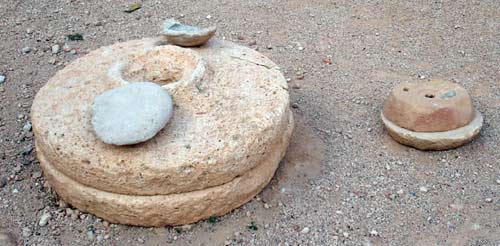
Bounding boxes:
[31,38,293,225]
[92,82,173,145]
[383,80,474,132]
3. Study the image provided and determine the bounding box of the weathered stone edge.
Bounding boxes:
[381,109,483,150]
[38,112,293,226]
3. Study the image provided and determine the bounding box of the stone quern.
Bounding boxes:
[31,37,293,226]
[381,80,483,150]
[92,82,173,145]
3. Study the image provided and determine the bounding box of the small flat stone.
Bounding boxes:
[161,19,216,47]
[0,75,5,84]
[21,47,32,54]
[39,212,51,226]
[92,82,173,145]
[52,44,60,54]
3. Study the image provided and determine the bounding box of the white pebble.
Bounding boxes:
[419,186,428,193]
[300,227,310,234]
[369,230,379,236]
[39,212,51,226]
[22,47,32,54]
[0,75,5,84]
[52,44,60,54]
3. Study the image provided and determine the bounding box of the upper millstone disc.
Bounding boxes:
[383,80,475,132]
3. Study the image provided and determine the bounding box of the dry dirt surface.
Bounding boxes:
[0,0,499,245]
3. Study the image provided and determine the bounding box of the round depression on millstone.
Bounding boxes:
[31,38,293,225]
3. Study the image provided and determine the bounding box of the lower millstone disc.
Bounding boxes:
[381,110,483,150]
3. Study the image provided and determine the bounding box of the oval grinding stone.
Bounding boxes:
[92,82,174,146]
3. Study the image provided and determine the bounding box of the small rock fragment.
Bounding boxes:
[23,122,32,132]
[39,212,51,226]
[300,227,310,234]
[162,19,216,47]
[0,75,5,84]
[51,44,60,54]
[22,47,32,54]
[419,186,428,193]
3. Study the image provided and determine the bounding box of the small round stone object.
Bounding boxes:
[91,82,173,145]
[381,80,483,150]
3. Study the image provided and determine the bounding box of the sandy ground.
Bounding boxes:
[0,0,499,245]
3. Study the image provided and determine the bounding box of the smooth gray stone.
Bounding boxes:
[92,82,173,145]
[161,19,216,47]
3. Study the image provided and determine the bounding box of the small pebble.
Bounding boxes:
[206,15,212,19]
[496,179,500,185]
[300,227,310,234]
[263,203,270,209]
[485,198,493,203]
[23,122,32,132]
[342,232,349,238]
[51,44,60,54]
[69,49,77,55]
[0,75,5,84]
[39,212,51,226]
[21,47,32,54]
[369,230,379,236]
[419,186,428,193]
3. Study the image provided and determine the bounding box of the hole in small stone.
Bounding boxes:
[403,87,409,92]
[425,94,435,98]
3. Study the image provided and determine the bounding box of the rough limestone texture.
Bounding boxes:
[381,110,483,150]
[31,38,293,226]
[161,19,216,47]
[383,80,474,132]
[92,82,173,145]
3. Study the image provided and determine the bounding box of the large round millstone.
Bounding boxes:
[31,38,293,226]
[382,80,482,150]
